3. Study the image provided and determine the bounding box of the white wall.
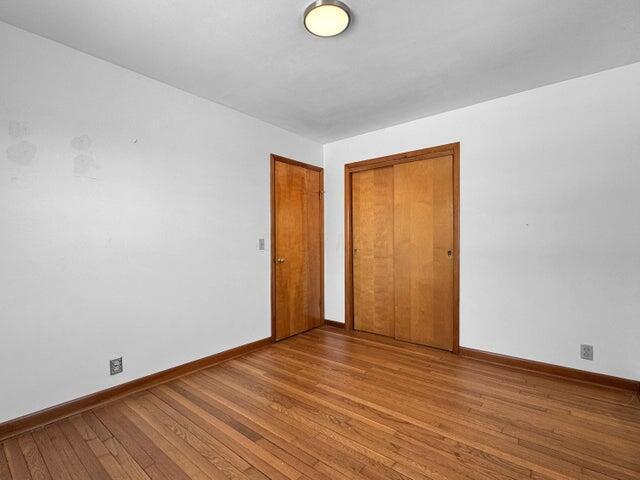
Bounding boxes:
[2,21,639,426]
[324,62,640,381]
[0,22,321,423]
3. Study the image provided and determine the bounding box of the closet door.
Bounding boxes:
[351,167,395,337]
[393,155,455,350]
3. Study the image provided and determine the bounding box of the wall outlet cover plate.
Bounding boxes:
[580,344,594,361]
[110,357,123,375]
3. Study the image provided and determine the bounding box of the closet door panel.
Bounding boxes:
[393,156,454,350]
[352,167,395,337]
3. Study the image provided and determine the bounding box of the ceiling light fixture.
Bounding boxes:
[304,0,351,38]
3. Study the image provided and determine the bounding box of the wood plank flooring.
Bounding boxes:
[2,326,639,480]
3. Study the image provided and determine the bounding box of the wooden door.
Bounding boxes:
[394,155,454,350]
[351,167,395,337]
[273,158,323,341]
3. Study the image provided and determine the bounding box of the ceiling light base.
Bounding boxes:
[304,0,352,38]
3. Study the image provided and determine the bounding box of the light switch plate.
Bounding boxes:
[258,238,265,251]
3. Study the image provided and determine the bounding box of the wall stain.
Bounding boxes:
[74,154,99,178]
[8,120,30,138]
[71,134,92,151]
[9,170,37,184]
[70,134,100,179]
[7,140,37,165]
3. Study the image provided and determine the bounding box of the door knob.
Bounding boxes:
[276,257,285,264]
[447,250,453,258]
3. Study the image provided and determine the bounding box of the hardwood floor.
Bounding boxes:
[2,327,639,480]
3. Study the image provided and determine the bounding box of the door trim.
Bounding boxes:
[270,154,325,342]
[344,143,460,353]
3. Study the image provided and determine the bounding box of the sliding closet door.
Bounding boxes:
[351,167,395,337]
[394,155,454,350]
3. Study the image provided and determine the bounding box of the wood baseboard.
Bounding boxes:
[324,319,346,329]
[0,336,272,442]
[459,347,639,392]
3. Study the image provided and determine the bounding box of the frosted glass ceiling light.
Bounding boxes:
[304,0,351,37]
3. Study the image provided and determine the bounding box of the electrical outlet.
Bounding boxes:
[580,344,593,361]
[110,357,123,375]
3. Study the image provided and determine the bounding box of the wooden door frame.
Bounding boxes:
[344,142,460,353]
[270,154,325,342]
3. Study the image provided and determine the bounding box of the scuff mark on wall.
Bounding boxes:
[8,120,31,138]
[73,154,99,178]
[6,140,37,165]
[71,134,92,151]
[9,170,37,185]
[70,134,100,179]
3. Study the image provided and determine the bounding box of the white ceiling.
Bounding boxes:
[1,1,639,142]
